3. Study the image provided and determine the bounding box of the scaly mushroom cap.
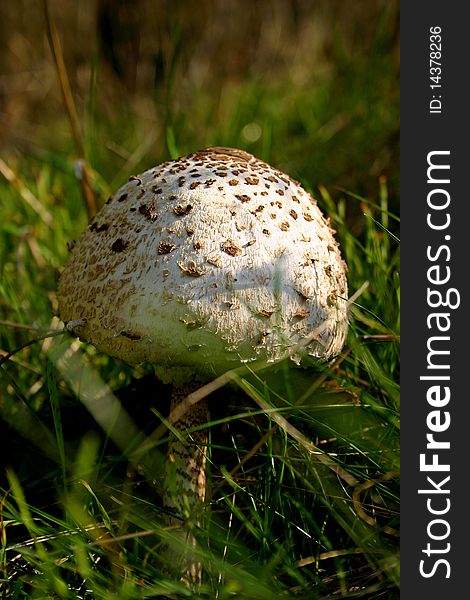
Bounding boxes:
[58,147,348,384]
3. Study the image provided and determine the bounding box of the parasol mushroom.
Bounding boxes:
[58,146,348,580]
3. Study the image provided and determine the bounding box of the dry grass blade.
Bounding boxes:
[130,369,240,462]
[0,320,47,331]
[0,158,53,227]
[294,548,364,567]
[352,471,399,536]
[234,374,359,487]
[42,0,98,218]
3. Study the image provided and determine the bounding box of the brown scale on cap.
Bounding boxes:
[194,147,255,162]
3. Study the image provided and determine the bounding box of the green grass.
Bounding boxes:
[1,3,399,598]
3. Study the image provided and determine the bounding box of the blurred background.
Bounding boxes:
[1,0,399,223]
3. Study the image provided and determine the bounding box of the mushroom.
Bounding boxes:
[58,146,348,580]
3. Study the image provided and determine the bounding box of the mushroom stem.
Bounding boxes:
[163,384,210,584]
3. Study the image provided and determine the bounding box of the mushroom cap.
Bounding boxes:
[58,147,348,384]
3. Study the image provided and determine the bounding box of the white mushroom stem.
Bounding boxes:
[163,384,210,584]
